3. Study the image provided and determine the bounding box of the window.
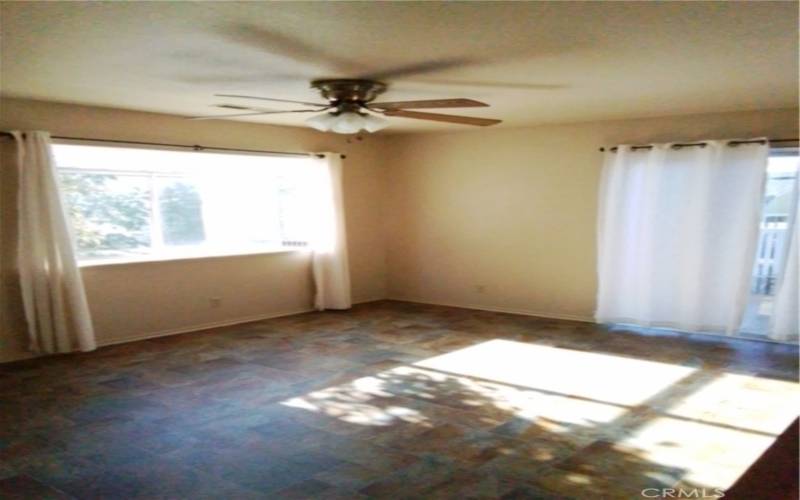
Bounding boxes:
[740,148,799,337]
[54,143,318,263]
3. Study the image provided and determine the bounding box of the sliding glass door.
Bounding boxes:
[740,148,799,340]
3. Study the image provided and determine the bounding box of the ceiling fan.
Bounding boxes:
[187,79,502,133]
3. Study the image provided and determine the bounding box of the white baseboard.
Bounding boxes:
[352,296,389,306]
[387,296,595,324]
[2,309,312,364]
[6,295,591,364]
[1,296,392,363]
[98,295,389,348]
[97,307,315,347]
[99,296,391,348]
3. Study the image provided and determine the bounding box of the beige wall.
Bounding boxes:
[382,108,799,321]
[2,99,796,363]
[0,98,389,362]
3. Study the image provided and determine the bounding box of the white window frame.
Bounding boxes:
[54,140,313,267]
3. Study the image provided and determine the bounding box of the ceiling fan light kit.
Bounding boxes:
[191,79,502,133]
[361,113,391,133]
[305,112,338,132]
[306,110,390,134]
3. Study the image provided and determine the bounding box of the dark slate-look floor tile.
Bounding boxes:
[0,300,796,499]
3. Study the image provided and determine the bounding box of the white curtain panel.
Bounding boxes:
[310,153,352,310]
[12,131,96,353]
[596,140,769,335]
[770,177,799,342]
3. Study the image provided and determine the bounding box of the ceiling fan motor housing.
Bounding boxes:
[311,79,387,111]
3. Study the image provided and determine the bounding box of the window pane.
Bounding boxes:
[59,171,151,260]
[53,143,316,262]
[158,178,205,246]
[740,150,799,337]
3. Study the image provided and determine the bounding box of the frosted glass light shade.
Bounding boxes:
[306,112,338,132]
[362,113,390,132]
[331,112,365,134]
[306,111,390,134]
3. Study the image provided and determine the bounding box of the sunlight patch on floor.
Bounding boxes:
[620,416,779,489]
[281,378,430,427]
[657,372,799,434]
[518,392,627,431]
[414,339,697,406]
[279,338,799,491]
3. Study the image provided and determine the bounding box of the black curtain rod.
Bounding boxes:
[599,138,798,152]
[0,132,346,159]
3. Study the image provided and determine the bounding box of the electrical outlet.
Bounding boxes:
[209,297,222,308]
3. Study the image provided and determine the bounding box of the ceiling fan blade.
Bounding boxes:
[214,104,280,112]
[187,109,323,121]
[361,57,477,81]
[221,24,363,75]
[383,110,501,126]
[215,94,328,107]
[405,80,566,91]
[369,98,488,110]
[175,72,310,85]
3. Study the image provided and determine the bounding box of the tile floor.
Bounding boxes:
[0,300,797,499]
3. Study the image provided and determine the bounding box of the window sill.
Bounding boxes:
[78,247,311,268]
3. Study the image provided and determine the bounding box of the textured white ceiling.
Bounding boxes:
[1,1,797,132]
